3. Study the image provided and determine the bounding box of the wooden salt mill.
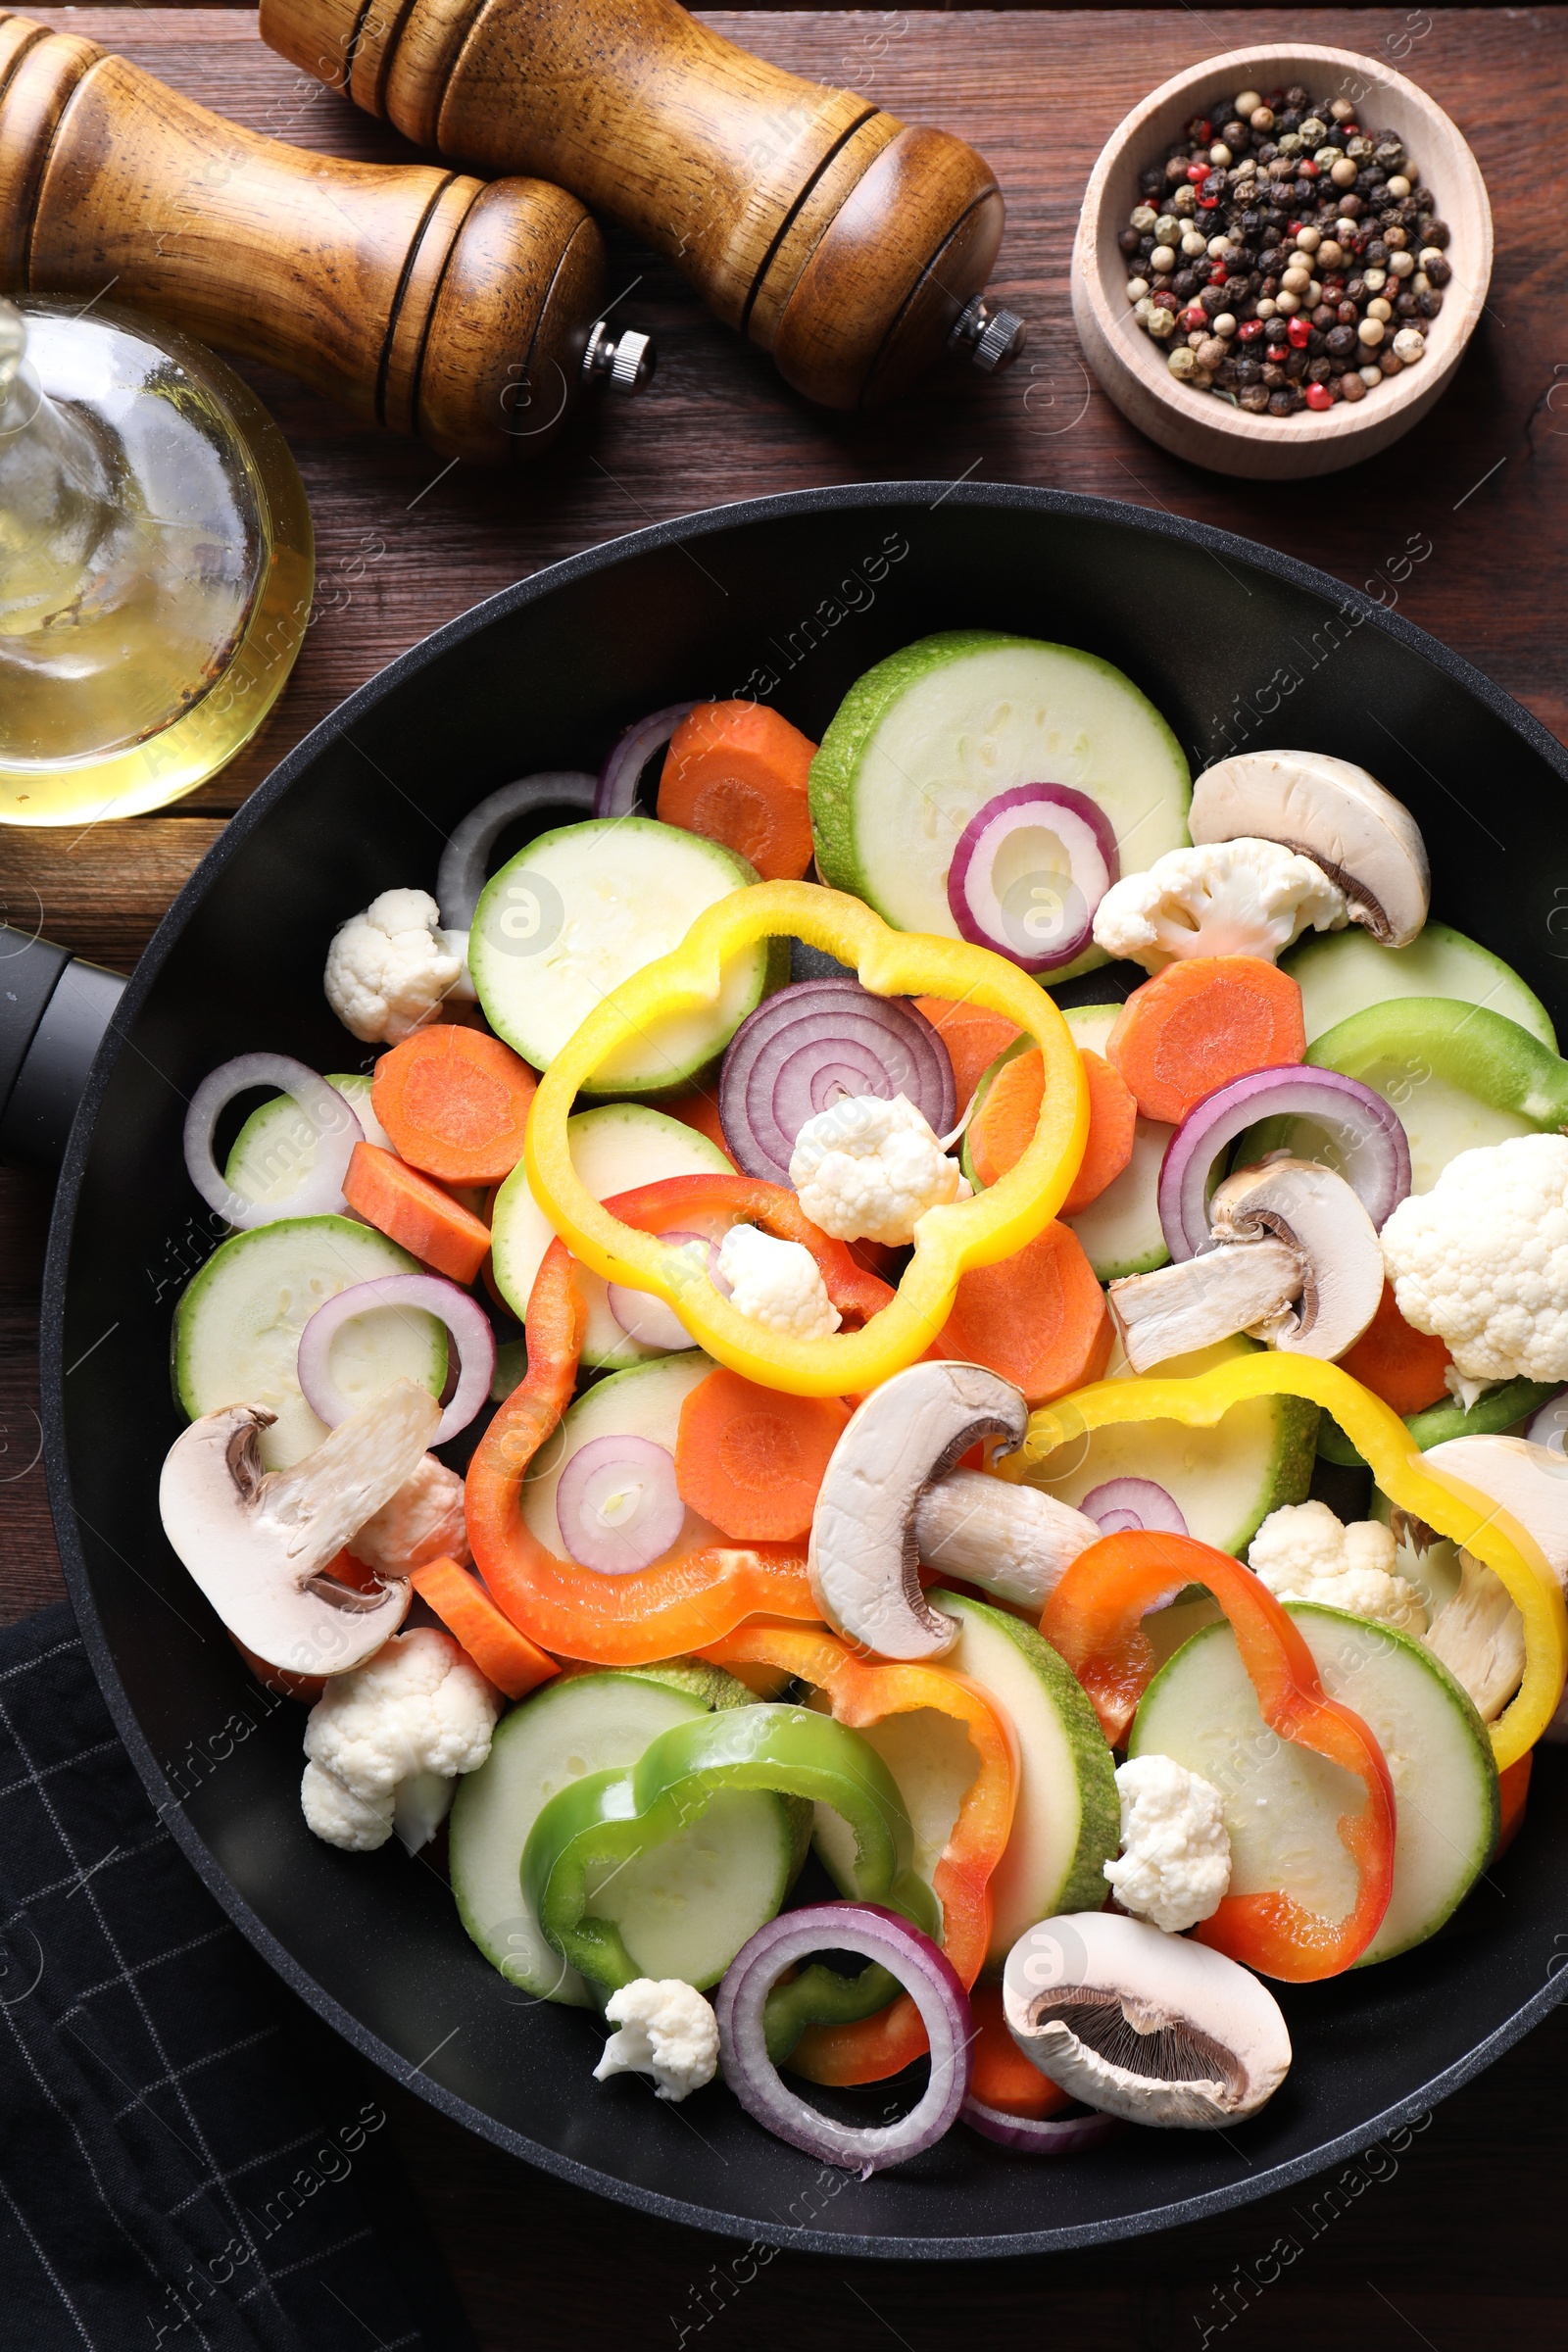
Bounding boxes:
[0,10,655,465]
[259,0,1024,409]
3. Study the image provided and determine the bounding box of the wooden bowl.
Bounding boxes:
[1071,43,1493,478]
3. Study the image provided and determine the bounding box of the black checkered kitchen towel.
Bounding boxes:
[0,1604,475,2352]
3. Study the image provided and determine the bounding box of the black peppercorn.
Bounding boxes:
[1172,270,1199,298]
[1345,276,1367,304]
[1339,193,1364,218]
[1166,155,1190,182]
[1268,388,1298,416]
[1395,291,1419,318]
[1119,227,1142,255]
[1364,239,1389,266]
[1326,323,1356,356]
[1263,317,1289,343]
[1234,358,1261,385]
[1284,347,1308,379]
[1311,304,1336,330]
[1262,362,1287,389]
[1241,383,1271,413]
[1418,289,1444,317]
[1425,256,1451,287]
[1307,356,1333,383]
[1200,286,1226,316]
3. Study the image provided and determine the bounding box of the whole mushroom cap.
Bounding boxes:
[1189,752,1430,947]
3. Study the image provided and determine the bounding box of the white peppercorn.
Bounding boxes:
[1197,335,1228,369]
[1146,306,1176,339]
[1212,313,1238,338]
[1317,239,1344,270]
[1357,315,1386,346]
[1155,214,1180,243]
[1254,297,1278,319]
[1129,280,1151,303]
[1330,157,1358,188]
[1392,326,1426,363]
[1387,173,1411,197]
[1150,244,1177,272]
[1305,280,1323,307]
[1171,185,1197,215]
[1168,344,1200,379]
[1181,229,1208,257]
[1235,88,1263,118]
[1275,289,1300,315]
[1359,363,1383,386]
[1418,247,1445,270]
[1250,104,1274,131]
[1411,270,1431,295]
[1367,297,1394,323]
[1295,224,1322,253]
[1363,267,1388,291]
[1209,142,1232,167]
[1131,206,1158,234]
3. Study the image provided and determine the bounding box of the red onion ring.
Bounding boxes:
[960,2093,1122,2155]
[296,1274,495,1445]
[595,702,699,818]
[555,1435,685,1573]
[1157,1064,1411,1262]
[1081,1478,1189,1538]
[436,771,597,927]
[947,785,1119,973]
[715,1903,970,2173]
[184,1054,363,1231]
[606,1230,710,1351]
[718,982,956,1186]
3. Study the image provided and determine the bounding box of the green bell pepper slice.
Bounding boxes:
[522,1703,939,1989]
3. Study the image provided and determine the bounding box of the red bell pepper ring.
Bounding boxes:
[1042,1530,1396,1982]
[466,1175,889,1664]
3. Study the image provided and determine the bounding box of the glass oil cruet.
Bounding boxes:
[0,295,314,825]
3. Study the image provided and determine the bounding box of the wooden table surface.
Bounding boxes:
[3,5,1567,2344]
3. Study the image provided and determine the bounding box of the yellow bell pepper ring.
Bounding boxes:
[523,879,1089,1398]
[1001,1352,1568,1772]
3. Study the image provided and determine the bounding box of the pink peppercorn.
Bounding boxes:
[1287,316,1312,348]
[1304,383,1335,411]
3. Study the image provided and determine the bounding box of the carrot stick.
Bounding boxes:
[657,701,816,881]
[969,1045,1136,1214]
[659,1089,736,1164]
[1336,1279,1452,1414]
[342,1141,492,1286]
[411,1555,559,1698]
[912,996,1021,1113]
[1107,955,1305,1126]
[371,1026,536,1186]
[967,1982,1072,2119]
[675,1367,850,1541]
[938,1220,1112,1406]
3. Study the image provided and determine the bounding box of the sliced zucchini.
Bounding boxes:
[584,1785,794,1988]
[1283,922,1557,1054]
[469,816,780,1092]
[489,1102,731,1369]
[928,1590,1118,1963]
[519,1351,724,1566]
[809,1697,980,1909]
[1062,1003,1172,1279]
[223,1072,390,1212]
[809,633,1191,984]
[1129,1601,1499,1965]
[450,1662,754,2004]
[172,1215,446,1470]
[1021,1334,1318,1556]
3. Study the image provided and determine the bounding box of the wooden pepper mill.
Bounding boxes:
[259,0,1024,409]
[0,10,655,465]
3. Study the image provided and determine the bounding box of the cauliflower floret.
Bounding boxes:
[301,1628,499,1852]
[1248,1500,1428,1633]
[323,888,474,1045]
[788,1092,966,1247]
[592,1978,718,2103]
[715,1223,841,1342]
[1380,1136,1568,1390]
[350,1453,469,1576]
[1091,839,1348,973]
[1102,1754,1232,1935]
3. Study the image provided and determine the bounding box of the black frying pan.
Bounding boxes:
[16,483,1568,2260]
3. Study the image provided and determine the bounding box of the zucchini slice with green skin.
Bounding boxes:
[1240,999,1568,1195]
[489,1101,731,1369]
[809,632,1191,984]
[519,1351,724,1565]
[469,816,784,1093]
[449,1663,757,2005]
[927,1590,1119,1964]
[1129,1602,1499,1966]
[172,1215,446,1471]
[223,1073,389,1211]
[1283,921,1557,1054]
[1021,1334,1318,1557]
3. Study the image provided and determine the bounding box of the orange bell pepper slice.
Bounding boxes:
[466,1175,889,1664]
[1042,1530,1396,1982]
[700,1622,1017,2082]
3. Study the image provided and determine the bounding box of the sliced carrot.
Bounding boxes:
[411,1555,559,1699]
[657,701,816,881]
[1497,1751,1532,1857]
[675,1366,850,1541]
[912,997,1022,1114]
[969,1046,1136,1215]
[967,1982,1072,2120]
[938,1220,1113,1406]
[1336,1279,1452,1414]
[342,1141,492,1286]
[660,1089,736,1164]
[370,1025,536,1186]
[1107,955,1305,1126]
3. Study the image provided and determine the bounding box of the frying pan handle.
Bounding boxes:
[0,926,125,1171]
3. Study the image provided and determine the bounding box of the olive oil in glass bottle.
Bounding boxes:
[0,296,314,825]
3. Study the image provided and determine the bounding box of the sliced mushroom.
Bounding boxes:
[1423,1435,1567,1731]
[1003,1912,1291,2130]
[1108,1239,1304,1374]
[1423,1550,1527,1723]
[808,1360,1029,1658]
[1189,752,1430,947]
[1208,1158,1385,1356]
[912,1468,1101,1612]
[159,1377,440,1675]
